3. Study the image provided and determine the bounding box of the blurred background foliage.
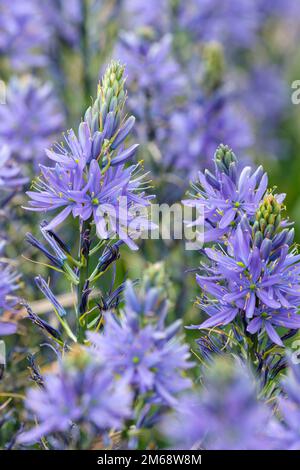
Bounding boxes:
[1,0,300,441]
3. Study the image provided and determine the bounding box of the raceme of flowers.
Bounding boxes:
[1,0,300,453]
[0,76,64,168]
[26,61,154,249]
[185,144,300,347]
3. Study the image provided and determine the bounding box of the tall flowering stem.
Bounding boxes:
[185,144,300,391]
[25,61,153,344]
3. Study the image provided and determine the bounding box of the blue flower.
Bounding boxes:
[161,357,273,450]
[184,145,268,242]
[18,350,132,445]
[89,281,193,406]
[0,76,64,167]
[0,241,20,336]
[269,359,300,449]
[0,1,50,70]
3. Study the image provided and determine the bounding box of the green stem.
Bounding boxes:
[80,0,92,104]
[77,219,91,342]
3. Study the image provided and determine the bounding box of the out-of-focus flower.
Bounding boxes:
[183,145,267,242]
[121,0,170,34]
[186,145,300,346]
[0,241,20,336]
[268,359,300,450]
[18,349,132,445]
[163,97,253,174]
[89,281,193,406]
[0,76,64,167]
[115,33,186,134]
[40,0,83,47]
[161,357,273,450]
[0,145,27,189]
[0,1,50,70]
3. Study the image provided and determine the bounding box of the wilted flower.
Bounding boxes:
[0,76,64,167]
[161,357,273,450]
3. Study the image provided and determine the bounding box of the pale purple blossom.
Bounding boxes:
[0,76,64,167]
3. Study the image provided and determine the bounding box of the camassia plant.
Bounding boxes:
[23,61,154,344]
[184,144,300,393]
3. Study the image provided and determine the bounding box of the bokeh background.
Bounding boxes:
[1,0,300,441]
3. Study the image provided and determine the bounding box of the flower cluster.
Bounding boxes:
[120,0,171,37]
[179,0,299,51]
[18,348,132,447]
[0,76,64,169]
[40,0,83,48]
[114,28,254,177]
[89,281,193,407]
[186,145,300,347]
[26,61,153,248]
[161,357,273,450]
[115,33,186,133]
[0,1,50,70]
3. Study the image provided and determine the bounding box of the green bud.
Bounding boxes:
[203,41,225,91]
[255,193,282,239]
[214,144,237,174]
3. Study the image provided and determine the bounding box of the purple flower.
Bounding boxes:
[0,242,20,336]
[163,97,253,174]
[121,0,170,34]
[161,357,273,450]
[269,359,300,449]
[194,223,300,345]
[183,145,267,242]
[0,145,27,189]
[89,281,193,407]
[179,0,260,49]
[26,159,152,249]
[114,33,186,131]
[40,0,83,47]
[26,62,154,250]
[0,76,64,167]
[0,1,50,70]
[18,351,132,445]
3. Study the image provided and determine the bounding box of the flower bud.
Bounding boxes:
[214,144,237,176]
